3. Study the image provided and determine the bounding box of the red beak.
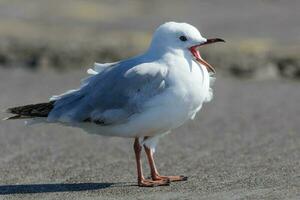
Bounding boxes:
[189,38,225,73]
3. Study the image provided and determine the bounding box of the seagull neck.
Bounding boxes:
[147,37,175,59]
[147,45,183,61]
[146,45,166,59]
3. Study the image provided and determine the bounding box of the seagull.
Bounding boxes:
[4,22,224,187]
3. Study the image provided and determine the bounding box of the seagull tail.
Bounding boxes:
[3,101,55,120]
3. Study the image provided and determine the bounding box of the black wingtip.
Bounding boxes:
[5,108,12,113]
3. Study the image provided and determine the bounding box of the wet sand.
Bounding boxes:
[0,68,299,199]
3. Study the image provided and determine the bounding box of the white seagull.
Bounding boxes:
[5,22,224,187]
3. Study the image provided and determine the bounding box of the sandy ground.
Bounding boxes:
[0,68,299,199]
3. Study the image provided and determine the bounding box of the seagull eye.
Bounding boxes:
[179,36,187,42]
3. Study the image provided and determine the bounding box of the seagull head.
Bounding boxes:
[149,22,225,73]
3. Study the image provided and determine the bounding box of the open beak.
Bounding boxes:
[189,38,225,73]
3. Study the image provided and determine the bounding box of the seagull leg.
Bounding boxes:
[133,138,170,187]
[144,144,188,182]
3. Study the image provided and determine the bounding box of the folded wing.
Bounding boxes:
[48,58,168,125]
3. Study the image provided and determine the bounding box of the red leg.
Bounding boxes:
[133,138,170,187]
[144,143,188,182]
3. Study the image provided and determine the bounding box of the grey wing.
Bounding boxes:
[47,61,168,125]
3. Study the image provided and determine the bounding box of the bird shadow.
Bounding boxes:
[0,182,135,195]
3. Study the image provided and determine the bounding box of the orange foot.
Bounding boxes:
[153,175,188,182]
[138,178,170,187]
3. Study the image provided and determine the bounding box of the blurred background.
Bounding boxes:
[0,0,300,199]
[0,0,299,78]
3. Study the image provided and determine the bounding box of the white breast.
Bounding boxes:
[167,56,211,114]
[127,57,212,136]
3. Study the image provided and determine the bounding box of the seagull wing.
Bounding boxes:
[48,58,168,125]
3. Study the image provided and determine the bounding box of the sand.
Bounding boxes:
[0,68,299,199]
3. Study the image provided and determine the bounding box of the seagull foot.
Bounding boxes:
[153,175,188,182]
[138,178,170,187]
